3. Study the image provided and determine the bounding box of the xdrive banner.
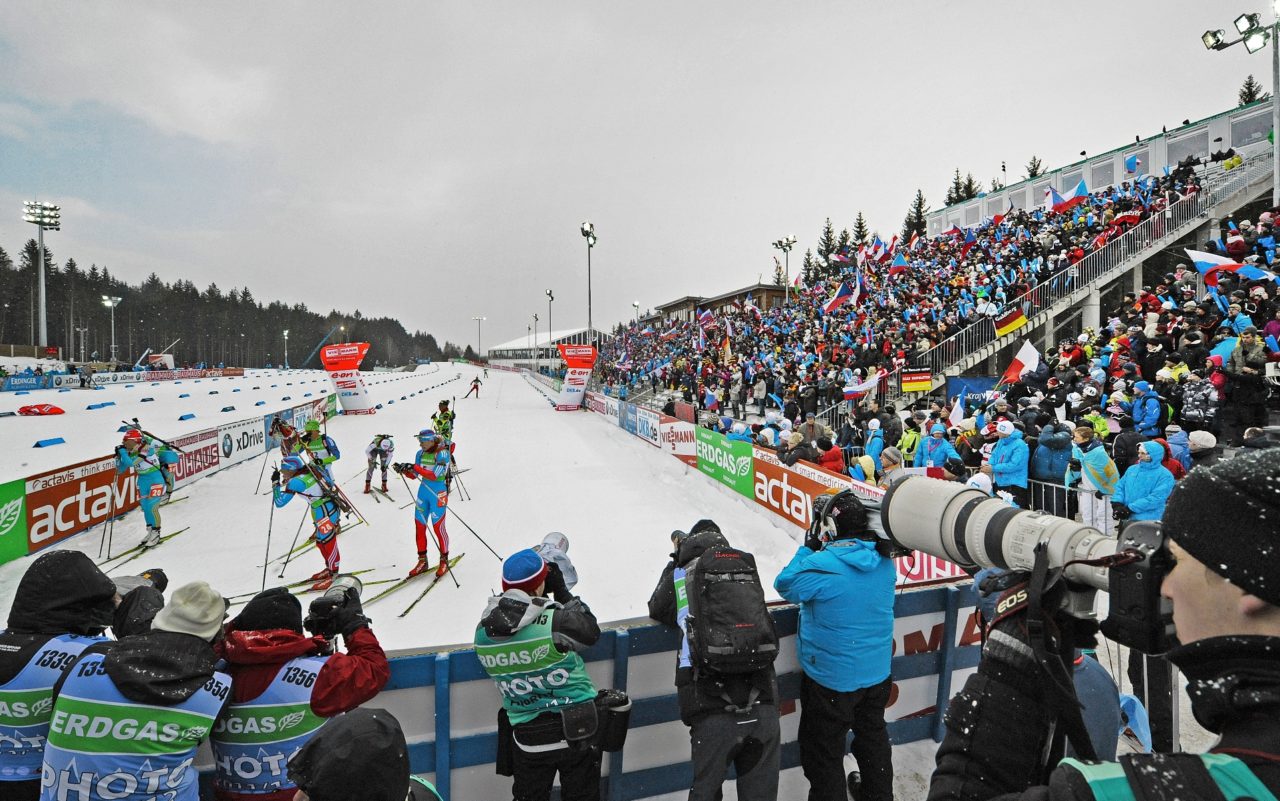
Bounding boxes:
[320,342,376,415]
[555,345,596,411]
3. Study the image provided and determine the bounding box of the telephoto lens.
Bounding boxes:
[323,574,363,602]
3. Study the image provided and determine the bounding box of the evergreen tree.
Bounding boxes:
[817,218,837,262]
[900,189,929,243]
[962,173,982,200]
[836,228,851,257]
[801,249,816,284]
[944,168,964,205]
[1239,74,1268,106]
[1025,155,1044,178]
[851,212,870,246]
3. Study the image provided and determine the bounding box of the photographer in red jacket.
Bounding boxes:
[211,585,390,801]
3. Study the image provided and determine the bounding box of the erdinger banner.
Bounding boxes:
[555,344,596,411]
[320,342,376,415]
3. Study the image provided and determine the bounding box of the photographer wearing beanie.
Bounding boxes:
[647,519,780,801]
[41,581,231,801]
[475,549,602,801]
[775,490,897,801]
[0,552,116,800]
[927,448,1280,800]
[211,584,389,801]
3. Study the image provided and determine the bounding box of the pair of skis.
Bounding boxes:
[363,553,465,617]
[97,527,193,571]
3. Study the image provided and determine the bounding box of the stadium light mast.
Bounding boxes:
[283,329,289,369]
[101,296,122,363]
[1203,7,1280,204]
[632,300,640,327]
[580,222,596,346]
[544,290,554,358]
[533,313,540,373]
[471,315,486,359]
[22,201,61,349]
[772,235,797,303]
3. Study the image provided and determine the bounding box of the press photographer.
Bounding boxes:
[891,448,1280,800]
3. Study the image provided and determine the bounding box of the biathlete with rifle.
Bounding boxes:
[293,419,340,481]
[115,429,180,548]
[392,429,451,579]
[269,416,301,458]
[272,454,344,591]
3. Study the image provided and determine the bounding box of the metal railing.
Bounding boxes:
[893,157,1270,402]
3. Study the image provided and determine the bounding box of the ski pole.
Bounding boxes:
[98,472,119,559]
[261,466,277,591]
[278,508,310,578]
[121,418,186,453]
[254,450,270,494]
[447,508,501,560]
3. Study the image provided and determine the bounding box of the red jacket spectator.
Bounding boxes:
[816,440,846,473]
[1153,438,1186,480]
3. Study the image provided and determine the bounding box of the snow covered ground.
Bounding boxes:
[0,362,1215,797]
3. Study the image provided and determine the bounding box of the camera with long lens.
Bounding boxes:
[303,574,364,639]
[880,476,1175,654]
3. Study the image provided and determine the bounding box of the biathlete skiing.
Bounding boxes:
[393,429,451,578]
[115,429,180,548]
[364,433,394,494]
[463,376,482,399]
[272,455,343,591]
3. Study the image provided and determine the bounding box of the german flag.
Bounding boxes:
[993,307,1028,337]
[901,369,933,393]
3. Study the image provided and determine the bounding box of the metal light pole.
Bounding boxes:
[471,315,486,359]
[632,301,640,327]
[772,235,797,303]
[533,313,540,373]
[102,296,122,363]
[283,329,290,369]
[580,222,597,346]
[22,201,61,349]
[545,290,554,354]
[1204,9,1280,203]
[75,326,88,362]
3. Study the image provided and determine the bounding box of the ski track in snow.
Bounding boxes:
[0,363,1215,794]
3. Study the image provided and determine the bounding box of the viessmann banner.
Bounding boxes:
[320,342,376,415]
[555,345,596,411]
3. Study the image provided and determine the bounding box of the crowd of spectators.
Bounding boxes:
[597,168,1209,416]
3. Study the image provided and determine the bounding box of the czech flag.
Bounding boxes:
[823,280,856,313]
[1047,180,1088,213]
[703,386,719,411]
[888,252,910,277]
[1000,339,1041,385]
[942,224,963,238]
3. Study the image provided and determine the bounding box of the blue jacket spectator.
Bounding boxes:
[1031,422,1072,482]
[863,420,885,473]
[1112,441,1175,521]
[774,536,895,693]
[1164,426,1192,471]
[917,424,961,468]
[1129,382,1162,437]
[989,422,1029,489]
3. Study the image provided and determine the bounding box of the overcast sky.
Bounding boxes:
[0,1,1264,351]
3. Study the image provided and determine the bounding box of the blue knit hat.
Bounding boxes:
[502,549,548,593]
[1134,380,1151,393]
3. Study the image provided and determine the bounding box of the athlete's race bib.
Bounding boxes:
[316,518,335,535]
[148,484,167,498]
[436,491,448,507]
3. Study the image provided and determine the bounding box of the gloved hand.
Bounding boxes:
[1067,458,1082,472]
[1112,503,1132,521]
[138,568,169,593]
[1093,490,1107,500]
[270,468,281,485]
[304,587,370,639]
[331,587,371,638]
[803,529,823,553]
[543,561,572,604]
[979,569,1096,681]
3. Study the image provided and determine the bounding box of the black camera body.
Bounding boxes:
[1101,520,1176,654]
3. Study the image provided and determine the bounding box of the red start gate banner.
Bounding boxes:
[320,342,376,415]
[555,345,596,411]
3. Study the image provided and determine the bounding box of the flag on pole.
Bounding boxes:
[697,308,715,328]
[888,252,910,277]
[1124,154,1142,173]
[721,335,732,363]
[999,339,1041,385]
[843,368,887,400]
[993,307,1029,337]
[901,369,933,393]
[1184,248,1279,288]
[949,396,966,428]
[823,281,856,313]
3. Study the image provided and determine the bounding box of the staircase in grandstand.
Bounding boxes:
[814,153,1275,430]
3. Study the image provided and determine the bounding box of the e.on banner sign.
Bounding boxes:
[25,456,139,550]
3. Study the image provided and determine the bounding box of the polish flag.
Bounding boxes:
[1000,339,1042,385]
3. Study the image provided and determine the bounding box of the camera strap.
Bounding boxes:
[1027,545,1099,765]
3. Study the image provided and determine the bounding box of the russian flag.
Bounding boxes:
[1184,248,1280,288]
[823,281,855,313]
[843,369,886,399]
[888,252,910,277]
[698,308,715,328]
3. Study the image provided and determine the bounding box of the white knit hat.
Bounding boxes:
[152,581,226,641]
[995,420,1016,436]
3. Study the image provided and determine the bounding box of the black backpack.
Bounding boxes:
[683,546,778,675]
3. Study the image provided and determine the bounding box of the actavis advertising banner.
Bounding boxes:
[320,342,376,415]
